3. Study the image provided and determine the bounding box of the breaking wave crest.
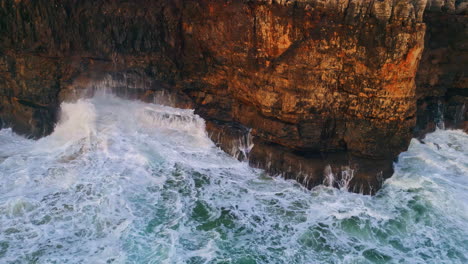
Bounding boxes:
[0,94,467,263]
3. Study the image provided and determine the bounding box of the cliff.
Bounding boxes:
[0,0,466,194]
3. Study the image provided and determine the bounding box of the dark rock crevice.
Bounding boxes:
[415,1,467,135]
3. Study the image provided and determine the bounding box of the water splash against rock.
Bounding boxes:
[0,95,467,263]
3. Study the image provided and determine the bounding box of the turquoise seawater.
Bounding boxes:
[0,95,467,263]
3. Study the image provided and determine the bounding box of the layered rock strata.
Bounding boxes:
[0,0,465,194]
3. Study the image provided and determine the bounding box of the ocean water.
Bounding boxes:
[0,94,467,264]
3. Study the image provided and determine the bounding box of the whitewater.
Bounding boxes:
[0,93,467,264]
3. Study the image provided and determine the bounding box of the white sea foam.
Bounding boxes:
[0,94,467,263]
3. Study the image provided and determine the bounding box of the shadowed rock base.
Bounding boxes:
[0,95,58,139]
[207,120,392,195]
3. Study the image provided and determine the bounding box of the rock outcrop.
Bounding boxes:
[0,0,465,194]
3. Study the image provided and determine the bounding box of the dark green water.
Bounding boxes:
[0,95,467,263]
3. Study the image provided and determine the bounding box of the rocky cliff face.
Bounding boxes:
[416,0,467,134]
[0,0,465,194]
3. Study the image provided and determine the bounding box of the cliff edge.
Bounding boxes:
[0,0,466,194]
